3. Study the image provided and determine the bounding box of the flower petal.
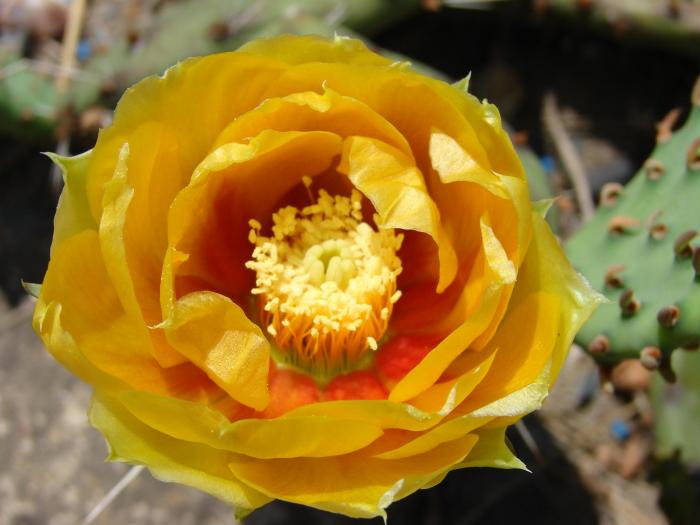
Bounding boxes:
[164,129,343,305]
[161,291,270,411]
[407,351,497,415]
[212,88,412,157]
[372,417,488,460]
[338,135,458,292]
[47,151,97,252]
[86,53,287,222]
[523,213,605,378]
[113,389,384,458]
[228,434,478,519]
[388,287,501,403]
[90,393,271,513]
[100,142,187,367]
[35,230,217,400]
[456,427,527,470]
[429,130,507,197]
[239,34,394,67]
[456,291,560,415]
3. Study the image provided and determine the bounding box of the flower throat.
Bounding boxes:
[246,188,403,378]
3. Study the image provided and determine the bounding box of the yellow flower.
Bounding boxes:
[33,35,601,519]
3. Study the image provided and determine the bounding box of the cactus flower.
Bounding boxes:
[33,35,601,519]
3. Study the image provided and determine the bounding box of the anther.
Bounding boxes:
[246,190,402,377]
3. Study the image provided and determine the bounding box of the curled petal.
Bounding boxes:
[338,135,458,292]
[161,291,270,411]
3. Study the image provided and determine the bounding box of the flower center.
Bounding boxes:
[246,189,403,378]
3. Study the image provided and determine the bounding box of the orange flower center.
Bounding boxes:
[246,188,403,378]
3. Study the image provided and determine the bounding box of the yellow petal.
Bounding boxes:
[373,417,488,460]
[36,229,218,400]
[457,291,560,415]
[100,141,186,367]
[114,389,383,458]
[86,52,287,222]
[431,82,525,181]
[212,88,411,156]
[46,151,97,253]
[162,291,270,411]
[338,135,458,292]
[408,351,497,415]
[228,434,478,519]
[456,427,527,470]
[239,34,393,67]
[429,130,507,197]
[389,289,501,403]
[90,393,271,514]
[262,61,491,179]
[523,212,605,379]
[282,399,442,432]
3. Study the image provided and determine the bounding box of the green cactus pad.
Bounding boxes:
[651,348,700,465]
[566,80,700,371]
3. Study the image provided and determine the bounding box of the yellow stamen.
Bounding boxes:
[246,189,403,376]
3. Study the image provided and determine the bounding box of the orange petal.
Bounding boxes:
[99,141,186,367]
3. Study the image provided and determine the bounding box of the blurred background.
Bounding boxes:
[1,1,699,524]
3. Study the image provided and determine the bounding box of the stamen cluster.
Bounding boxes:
[246,189,403,376]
